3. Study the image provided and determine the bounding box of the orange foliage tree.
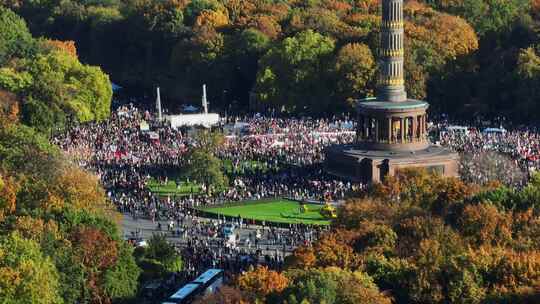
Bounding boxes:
[335,197,395,230]
[0,172,17,219]
[311,229,361,269]
[511,209,540,250]
[458,203,513,246]
[42,39,78,58]
[70,226,119,303]
[236,265,289,299]
[53,166,119,221]
[470,246,540,294]
[248,15,282,40]
[0,90,19,126]
[224,0,255,26]
[12,216,60,242]
[195,9,229,29]
[286,245,316,269]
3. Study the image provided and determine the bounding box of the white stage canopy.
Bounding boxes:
[165,113,220,129]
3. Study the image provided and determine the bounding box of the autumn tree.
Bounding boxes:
[289,7,353,40]
[0,232,62,304]
[41,39,78,58]
[0,90,20,125]
[283,267,392,304]
[286,245,317,269]
[248,15,282,40]
[335,197,396,230]
[195,9,229,28]
[458,203,513,246]
[426,0,530,37]
[184,0,225,26]
[237,265,289,300]
[53,165,117,218]
[334,43,377,105]
[70,226,119,303]
[403,2,478,101]
[311,229,361,269]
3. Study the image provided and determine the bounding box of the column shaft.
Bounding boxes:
[400,118,404,143]
[365,116,369,139]
[388,118,392,143]
[375,119,379,142]
[379,0,407,102]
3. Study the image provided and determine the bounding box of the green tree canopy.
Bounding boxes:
[427,0,530,37]
[283,267,392,304]
[334,42,376,105]
[23,50,112,123]
[0,7,35,65]
[135,234,182,282]
[0,232,62,304]
[255,29,335,113]
[186,130,228,192]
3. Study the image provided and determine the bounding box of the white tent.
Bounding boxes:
[165,113,220,129]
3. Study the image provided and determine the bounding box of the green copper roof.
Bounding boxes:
[357,98,428,110]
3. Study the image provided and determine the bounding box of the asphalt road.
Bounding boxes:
[121,213,310,255]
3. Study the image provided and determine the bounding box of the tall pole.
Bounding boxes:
[379,0,407,102]
[202,84,208,114]
[156,87,163,121]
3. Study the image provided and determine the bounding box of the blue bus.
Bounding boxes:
[162,283,200,304]
[162,269,224,304]
[192,269,224,297]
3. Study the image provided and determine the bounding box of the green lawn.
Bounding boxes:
[199,199,331,225]
[146,159,270,196]
[147,179,201,197]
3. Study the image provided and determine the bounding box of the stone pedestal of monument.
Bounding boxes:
[325,144,458,183]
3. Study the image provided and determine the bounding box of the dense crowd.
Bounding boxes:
[54,105,359,220]
[139,215,327,300]
[221,115,355,166]
[437,126,539,186]
[54,105,540,294]
[175,218,326,273]
[54,105,355,284]
[55,106,540,223]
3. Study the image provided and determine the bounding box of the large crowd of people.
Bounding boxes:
[437,125,539,186]
[55,105,540,228]
[54,104,540,296]
[54,105,359,221]
[54,105,356,284]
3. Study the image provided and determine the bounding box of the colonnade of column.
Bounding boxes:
[357,114,428,144]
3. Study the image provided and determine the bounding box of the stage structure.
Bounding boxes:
[325,0,458,183]
[164,84,220,129]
